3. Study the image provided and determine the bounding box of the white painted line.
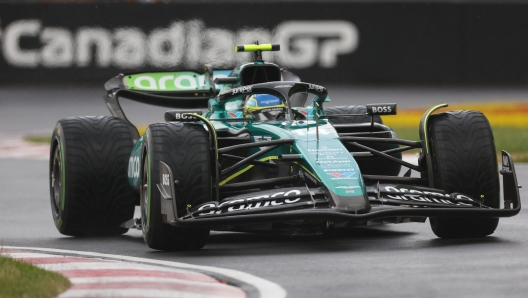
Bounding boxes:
[69,276,240,288]
[3,246,287,298]
[36,261,214,275]
[2,252,66,258]
[58,288,234,298]
[69,276,221,284]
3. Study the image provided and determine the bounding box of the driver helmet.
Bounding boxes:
[244,94,287,121]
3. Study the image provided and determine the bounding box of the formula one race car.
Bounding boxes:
[49,43,521,250]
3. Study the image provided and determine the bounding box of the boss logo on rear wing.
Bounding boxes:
[164,110,203,122]
[366,103,397,115]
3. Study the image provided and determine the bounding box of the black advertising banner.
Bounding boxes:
[0,2,527,85]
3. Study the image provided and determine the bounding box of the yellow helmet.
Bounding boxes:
[244,94,287,121]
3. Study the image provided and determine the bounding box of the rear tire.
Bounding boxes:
[141,122,211,251]
[428,111,500,238]
[49,116,137,236]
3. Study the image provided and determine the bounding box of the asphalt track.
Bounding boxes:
[1,85,528,298]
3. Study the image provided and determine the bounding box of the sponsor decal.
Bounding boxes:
[228,111,243,118]
[502,154,511,171]
[195,189,309,215]
[367,104,397,115]
[328,172,355,178]
[308,84,325,92]
[253,135,272,142]
[335,186,360,189]
[162,174,170,186]
[383,186,475,206]
[170,112,199,120]
[128,156,140,178]
[260,107,284,113]
[372,106,392,113]
[257,97,281,106]
[126,71,230,91]
[230,86,252,95]
[299,109,314,116]
[1,19,358,70]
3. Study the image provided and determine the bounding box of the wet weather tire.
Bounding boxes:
[428,111,500,238]
[141,122,211,251]
[49,116,137,236]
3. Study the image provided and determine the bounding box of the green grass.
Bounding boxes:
[23,134,52,144]
[394,126,528,163]
[0,255,71,298]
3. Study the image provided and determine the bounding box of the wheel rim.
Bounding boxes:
[140,152,149,234]
[50,141,62,218]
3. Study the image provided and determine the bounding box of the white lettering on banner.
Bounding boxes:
[147,22,185,68]
[113,28,146,68]
[3,19,41,67]
[274,20,359,68]
[1,19,359,69]
[76,27,113,67]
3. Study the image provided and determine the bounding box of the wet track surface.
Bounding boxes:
[1,85,528,297]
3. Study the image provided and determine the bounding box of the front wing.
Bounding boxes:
[157,151,521,228]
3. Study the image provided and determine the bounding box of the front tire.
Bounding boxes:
[141,122,211,251]
[428,111,500,238]
[49,116,137,236]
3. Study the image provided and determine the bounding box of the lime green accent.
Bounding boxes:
[423,104,448,154]
[56,218,63,228]
[235,44,274,52]
[220,156,278,185]
[294,162,320,182]
[124,70,231,92]
[60,140,66,210]
[125,72,208,91]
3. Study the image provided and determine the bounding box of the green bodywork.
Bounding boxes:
[125,61,398,212]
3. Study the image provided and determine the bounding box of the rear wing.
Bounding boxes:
[105,70,231,93]
[103,66,231,133]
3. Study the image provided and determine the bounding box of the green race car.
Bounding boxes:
[49,44,521,251]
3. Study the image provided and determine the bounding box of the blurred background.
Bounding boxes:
[0,0,527,161]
